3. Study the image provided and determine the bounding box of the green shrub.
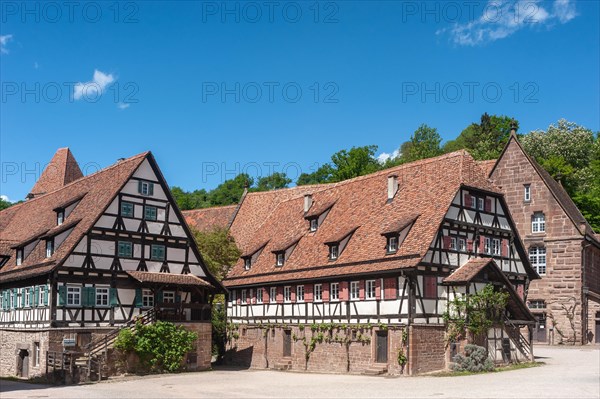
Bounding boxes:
[451,344,494,372]
[114,321,198,373]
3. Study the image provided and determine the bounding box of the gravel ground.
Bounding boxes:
[1,346,598,399]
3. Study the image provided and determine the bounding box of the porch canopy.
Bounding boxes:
[126,271,214,289]
[442,257,535,325]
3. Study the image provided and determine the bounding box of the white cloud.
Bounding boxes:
[0,195,12,203]
[117,103,130,110]
[377,149,401,164]
[439,0,577,46]
[0,34,13,54]
[73,69,116,101]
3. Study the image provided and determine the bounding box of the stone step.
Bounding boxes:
[362,366,388,376]
[272,360,292,371]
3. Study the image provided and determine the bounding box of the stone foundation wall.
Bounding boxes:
[224,324,414,375]
[407,324,447,374]
[0,329,50,378]
[175,322,212,371]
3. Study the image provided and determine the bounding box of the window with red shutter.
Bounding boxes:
[467,239,473,252]
[375,279,381,300]
[442,236,451,249]
[423,276,437,299]
[485,198,492,212]
[502,239,509,257]
[305,284,313,302]
[322,283,330,302]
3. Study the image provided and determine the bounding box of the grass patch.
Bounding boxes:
[431,361,544,377]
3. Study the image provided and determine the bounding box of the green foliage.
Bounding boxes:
[114,321,197,373]
[209,173,253,207]
[0,198,13,211]
[403,124,443,162]
[170,187,210,210]
[253,172,292,191]
[444,284,509,343]
[296,164,334,185]
[192,227,241,281]
[451,344,494,372]
[297,146,381,185]
[211,299,227,358]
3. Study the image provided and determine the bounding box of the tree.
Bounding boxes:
[171,187,210,210]
[443,113,518,160]
[0,198,12,211]
[329,145,381,182]
[192,227,241,281]
[402,124,442,162]
[208,173,253,207]
[254,172,292,192]
[297,164,334,186]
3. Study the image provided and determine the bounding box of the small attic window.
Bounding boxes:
[386,236,398,253]
[56,209,65,226]
[46,239,55,258]
[329,245,339,260]
[275,252,285,267]
[309,218,318,232]
[138,180,154,196]
[16,248,23,265]
[244,258,251,270]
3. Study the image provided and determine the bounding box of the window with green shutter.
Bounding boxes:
[138,180,154,196]
[144,206,157,221]
[134,288,143,308]
[150,245,165,261]
[109,288,119,307]
[118,241,133,258]
[33,286,39,307]
[120,201,135,218]
[58,286,67,306]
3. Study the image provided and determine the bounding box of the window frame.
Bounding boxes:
[484,237,492,254]
[144,205,158,221]
[283,286,292,303]
[16,248,23,266]
[458,238,466,252]
[34,342,40,367]
[118,241,133,258]
[95,287,110,307]
[330,282,340,301]
[244,258,251,271]
[492,238,501,256]
[46,239,54,258]
[270,287,277,302]
[309,218,318,232]
[57,210,65,226]
[38,286,46,307]
[120,201,135,218]
[529,246,547,275]
[450,237,457,251]
[350,281,360,301]
[329,245,339,260]
[24,288,32,308]
[314,284,322,302]
[66,286,81,307]
[296,285,305,302]
[387,235,398,253]
[478,197,485,211]
[139,181,154,196]
[256,288,263,304]
[365,280,376,300]
[163,291,176,304]
[524,184,531,202]
[240,289,247,304]
[275,252,285,267]
[142,289,154,308]
[532,212,546,233]
[150,244,166,261]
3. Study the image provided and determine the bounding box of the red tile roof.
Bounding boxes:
[0,152,149,282]
[476,160,497,178]
[182,205,237,232]
[126,271,213,287]
[442,257,493,284]
[223,150,499,287]
[29,148,84,197]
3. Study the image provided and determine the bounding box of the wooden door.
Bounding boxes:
[283,330,292,357]
[534,314,547,343]
[376,331,388,363]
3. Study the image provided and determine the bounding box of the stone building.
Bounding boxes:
[185,150,539,374]
[0,148,224,379]
[488,134,600,345]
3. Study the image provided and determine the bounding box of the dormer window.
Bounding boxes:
[309,218,318,232]
[16,248,23,266]
[387,236,398,253]
[275,252,285,266]
[329,245,339,260]
[45,239,55,258]
[56,210,65,226]
[138,180,154,196]
[244,258,251,270]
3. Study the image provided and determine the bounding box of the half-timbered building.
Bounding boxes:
[185,150,539,375]
[487,133,600,345]
[0,148,223,378]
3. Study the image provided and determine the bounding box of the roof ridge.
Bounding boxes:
[20,151,149,205]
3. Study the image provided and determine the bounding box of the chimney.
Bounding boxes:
[304,194,313,213]
[510,120,518,135]
[387,175,398,200]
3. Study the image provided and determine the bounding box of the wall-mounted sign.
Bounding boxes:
[63,338,76,347]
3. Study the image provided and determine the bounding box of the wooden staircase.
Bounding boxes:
[78,308,156,382]
[504,317,532,360]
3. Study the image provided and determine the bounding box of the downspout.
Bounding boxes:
[581,234,591,345]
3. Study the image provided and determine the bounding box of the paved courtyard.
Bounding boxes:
[1,346,598,399]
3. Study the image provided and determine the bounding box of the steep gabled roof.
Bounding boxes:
[29,148,84,197]
[182,204,238,232]
[223,150,499,287]
[489,134,597,240]
[0,152,148,282]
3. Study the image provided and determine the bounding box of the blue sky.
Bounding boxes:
[1,0,598,202]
